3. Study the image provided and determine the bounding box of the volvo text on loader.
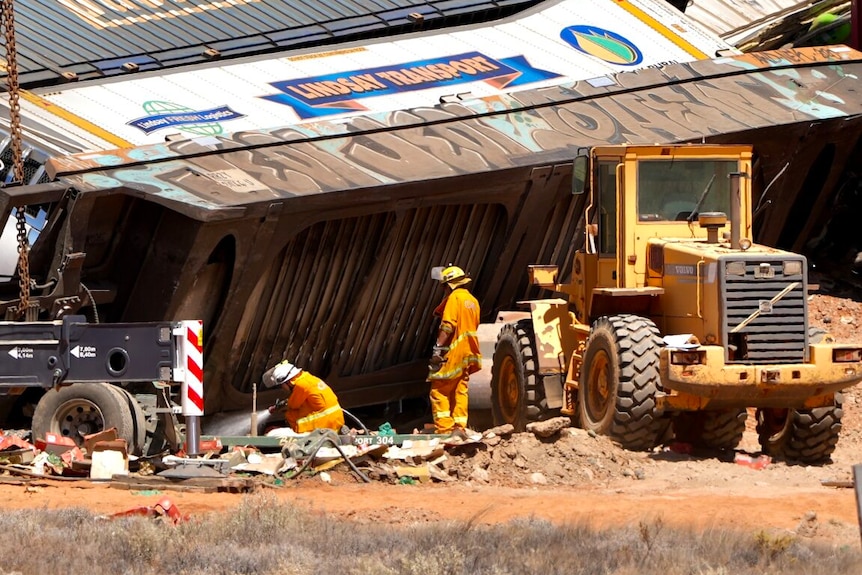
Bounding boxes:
[489,144,862,464]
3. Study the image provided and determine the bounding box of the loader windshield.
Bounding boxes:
[637,159,736,222]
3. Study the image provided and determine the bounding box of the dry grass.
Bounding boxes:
[0,493,858,575]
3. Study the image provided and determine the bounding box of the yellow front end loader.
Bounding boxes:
[490,144,862,464]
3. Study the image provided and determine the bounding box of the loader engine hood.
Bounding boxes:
[648,238,809,364]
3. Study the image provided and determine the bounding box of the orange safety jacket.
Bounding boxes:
[284,371,345,433]
[428,287,481,381]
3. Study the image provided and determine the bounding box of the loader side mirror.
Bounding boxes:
[572,156,588,195]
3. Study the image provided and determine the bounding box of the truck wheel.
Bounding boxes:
[577,314,668,450]
[32,383,145,455]
[490,319,560,431]
[110,386,148,455]
[756,394,842,464]
[673,409,747,450]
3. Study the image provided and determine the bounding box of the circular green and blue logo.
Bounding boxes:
[560,25,643,66]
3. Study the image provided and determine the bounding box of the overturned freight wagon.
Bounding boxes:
[1,46,862,444]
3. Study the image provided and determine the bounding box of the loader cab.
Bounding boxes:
[570,144,754,322]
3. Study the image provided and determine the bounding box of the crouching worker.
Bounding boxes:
[262,361,345,433]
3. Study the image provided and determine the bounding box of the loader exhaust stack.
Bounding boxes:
[729,172,745,250]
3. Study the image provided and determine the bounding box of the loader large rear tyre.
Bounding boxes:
[32,383,146,455]
[577,314,668,451]
[756,394,843,465]
[490,319,561,431]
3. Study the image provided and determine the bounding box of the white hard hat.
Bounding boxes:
[263,360,303,388]
[275,361,302,383]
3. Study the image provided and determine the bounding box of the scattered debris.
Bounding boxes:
[526,417,571,438]
[105,497,186,523]
[2,406,857,494]
[90,439,129,480]
[733,453,772,470]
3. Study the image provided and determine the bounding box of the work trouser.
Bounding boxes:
[291,404,345,433]
[429,373,469,433]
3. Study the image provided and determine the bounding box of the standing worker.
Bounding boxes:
[262,361,345,433]
[428,264,482,438]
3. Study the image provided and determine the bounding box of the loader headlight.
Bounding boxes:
[671,350,706,365]
[783,260,803,276]
[833,348,862,363]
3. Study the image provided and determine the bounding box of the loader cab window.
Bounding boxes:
[637,159,736,221]
[596,160,617,255]
[572,155,588,194]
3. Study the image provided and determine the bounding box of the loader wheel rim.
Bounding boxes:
[53,398,105,441]
[585,350,611,423]
[758,408,791,443]
[498,355,521,423]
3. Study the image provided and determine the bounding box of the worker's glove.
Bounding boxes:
[268,397,287,414]
[428,345,449,373]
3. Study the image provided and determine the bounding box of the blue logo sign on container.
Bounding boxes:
[262,52,559,119]
[128,102,245,135]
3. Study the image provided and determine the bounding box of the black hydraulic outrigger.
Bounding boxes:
[0,315,176,391]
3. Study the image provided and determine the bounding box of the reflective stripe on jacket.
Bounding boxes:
[285,371,345,433]
[428,287,481,381]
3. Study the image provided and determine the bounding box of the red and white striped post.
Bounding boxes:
[174,320,204,456]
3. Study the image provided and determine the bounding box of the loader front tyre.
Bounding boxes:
[577,314,668,451]
[490,319,560,431]
[756,394,843,465]
[673,409,747,450]
[32,383,145,455]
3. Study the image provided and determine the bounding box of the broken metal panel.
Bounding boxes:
[725,121,862,250]
[684,0,803,38]
[724,0,854,51]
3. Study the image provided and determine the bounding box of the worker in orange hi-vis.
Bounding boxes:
[427,264,482,439]
[262,360,345,433]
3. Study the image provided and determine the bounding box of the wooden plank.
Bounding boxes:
[820,479,855,488]
[109,474,257,493]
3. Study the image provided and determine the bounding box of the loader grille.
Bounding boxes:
[720,256,808,364]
